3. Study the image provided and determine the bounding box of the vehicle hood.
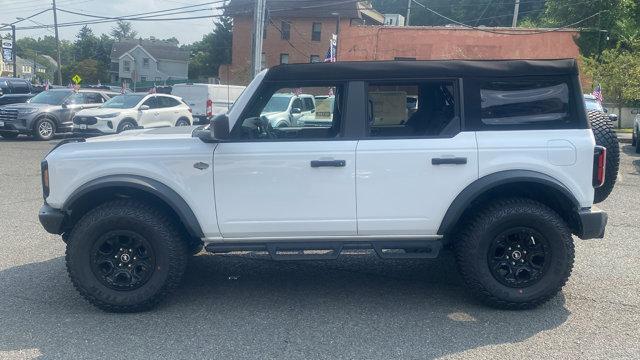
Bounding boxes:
[261,111,287,119]
[2,102,57,111]
[86,125,197,142]
[75,108,124,116]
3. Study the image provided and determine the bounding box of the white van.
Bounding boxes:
[171,83,245,124]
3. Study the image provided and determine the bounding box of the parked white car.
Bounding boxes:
[72,93,193,135]
[260,93,315,128]
[172,83,245,125]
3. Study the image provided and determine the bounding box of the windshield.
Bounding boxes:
[29,90,72,105]
[584,98,603,112]
[263,96,291,113]
[102,94,145,109]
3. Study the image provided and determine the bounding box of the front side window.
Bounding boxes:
[233,85,342,140]
[480,79,571,127]
[310,55,320,63]
[66,92,85,105]
[312,23,322,41]
[142,96,159,109]
[123,60,131,72]
[143,58,150,68]
[280,53,289,64]
[367,81,458,138]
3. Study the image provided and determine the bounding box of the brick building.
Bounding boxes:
[221,0,384,84]
[338,26,580,61]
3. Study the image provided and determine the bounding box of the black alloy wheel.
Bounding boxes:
[488,227,549,288]
[90,230,156,291]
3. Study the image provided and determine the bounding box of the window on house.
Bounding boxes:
[312,22,322,41]
[140,76,146,82]
[281,21,290,40]
[367,81,459,138]
[123,60,131,72]
[263,21,268,39]
[143,58,150,68]
[280,53,289,64]
[310,55,320,63]
[261,52,266,70]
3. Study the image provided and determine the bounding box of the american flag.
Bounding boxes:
[120,82,127,94]
[592,84,603,103]
[44,79,49,91]
[324,34,337,62]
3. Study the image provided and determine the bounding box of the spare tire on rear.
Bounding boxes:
[588,110,619,203]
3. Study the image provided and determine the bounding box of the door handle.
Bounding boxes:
[432,157,467,165]
[310,160,346,168]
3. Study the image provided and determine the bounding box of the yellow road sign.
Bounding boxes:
[72,74,82,84]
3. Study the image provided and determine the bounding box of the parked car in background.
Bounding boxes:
[584,94,618,121]
[260,93,315,128]
[171,83,245,125]
[0,89,116,140]
[0,77,35,106]
[299,95,334,127]
[72,93,193,135]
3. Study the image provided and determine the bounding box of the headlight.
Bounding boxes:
[19,108,38,114]
[97,113,120,119]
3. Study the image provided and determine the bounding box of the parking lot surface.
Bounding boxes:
[0,137,639,359]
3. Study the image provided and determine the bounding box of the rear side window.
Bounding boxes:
[480,78,572,128]
[302,97,315,111]
[158,96,181,108]
[9,80,30,94]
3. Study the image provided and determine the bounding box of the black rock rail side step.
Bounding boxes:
[205,240,442,260]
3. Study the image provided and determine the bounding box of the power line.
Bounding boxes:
[0,8,51,30]
[56,7,216,21]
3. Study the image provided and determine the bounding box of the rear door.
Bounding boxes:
[156,96,181,127]
[356,80,478,236]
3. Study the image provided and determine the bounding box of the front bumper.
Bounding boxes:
[38,203,65,235]
[576,207,607,239]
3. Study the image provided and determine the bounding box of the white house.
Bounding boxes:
[110,39,189,83]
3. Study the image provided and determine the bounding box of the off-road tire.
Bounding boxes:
[117,119,137,133]
[0,131,19,139]
[33,117,56,141]
[65,199,189,312]
[454,198,574,309]
[588,110,619,203]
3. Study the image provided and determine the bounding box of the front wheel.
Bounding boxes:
[117,119,137,133]
[454,198,574,309]
[33,117,56,141]
[66,200,189,312]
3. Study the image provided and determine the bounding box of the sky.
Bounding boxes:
[0,0,221,45]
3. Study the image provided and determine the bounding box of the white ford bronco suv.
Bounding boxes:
[39,60,609,312]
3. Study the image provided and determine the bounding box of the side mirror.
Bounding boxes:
[211,113,230,140]
[139,105,150,111]
[61,103,68,109]
[291,107,302,115]
[608,113,618,122]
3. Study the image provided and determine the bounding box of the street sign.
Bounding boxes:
[72,74,82,84]
[2,48,12,63]
[1,40,12,49]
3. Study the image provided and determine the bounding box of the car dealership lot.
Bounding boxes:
[0,138,638,359]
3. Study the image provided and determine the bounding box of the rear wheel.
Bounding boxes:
[0,131,19,139]
[175,118,190,127]
[588,110,619,203]
[454,198,574,309]
[33,117,56,141]
[66,200,189,312]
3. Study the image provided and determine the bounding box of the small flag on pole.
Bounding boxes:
[44,79,49,91]
[324,34,337,62]
[121,82,126,94]
[592,84,603,103]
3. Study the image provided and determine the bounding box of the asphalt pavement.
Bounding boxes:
[0,136,638,359]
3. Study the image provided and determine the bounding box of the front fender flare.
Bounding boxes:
[63,174,204,238]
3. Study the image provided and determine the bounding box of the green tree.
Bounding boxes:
[187,17,232,79]
[110,20,138,41]
[62,59,101,84]
[74,25,98,60]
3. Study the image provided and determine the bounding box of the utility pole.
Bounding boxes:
[11,25,17,78]
[52,0,63,85]
[511,0,520,28]
[251,0,266,78]
[33,50,37,83]
[406,0,412,26]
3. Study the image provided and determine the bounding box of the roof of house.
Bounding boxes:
[263,59,578,82]
[110,39,189,62]
[225,0,383,21]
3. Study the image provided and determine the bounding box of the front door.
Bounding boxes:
[214,83,357,239]
[356,80,478,235]
[138,96,158,128]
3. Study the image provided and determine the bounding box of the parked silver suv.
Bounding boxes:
[0,89,117,140]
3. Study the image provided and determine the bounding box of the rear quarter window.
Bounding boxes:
[476,77,578,130]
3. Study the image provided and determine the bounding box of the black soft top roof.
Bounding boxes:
[264,59,578,82]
